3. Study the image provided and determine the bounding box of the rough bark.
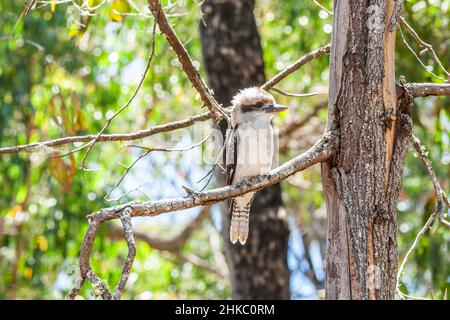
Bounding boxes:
[199,0,291,299]
[322,0,411,299]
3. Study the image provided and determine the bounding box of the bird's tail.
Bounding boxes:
[229,204,250,245]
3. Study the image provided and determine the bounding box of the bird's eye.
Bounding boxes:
[255,102,263,108]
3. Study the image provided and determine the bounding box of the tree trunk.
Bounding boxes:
[322,0,412,299]
[199,0,291,299]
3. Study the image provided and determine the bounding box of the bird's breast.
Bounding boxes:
[233,123,274,181]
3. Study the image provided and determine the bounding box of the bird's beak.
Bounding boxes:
[263,104,288,113]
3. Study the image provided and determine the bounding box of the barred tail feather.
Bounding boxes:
[229,206,250,245]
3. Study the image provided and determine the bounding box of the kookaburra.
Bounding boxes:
[225,87,287,245]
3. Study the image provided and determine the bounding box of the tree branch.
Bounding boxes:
[260,44,331,91]
[80,18,158,170]
[92,132,335,223]
[396,134,450,300]
[0,43,332,156]
[398,25,445,81]
[0,112,212,156]
[147,0,228,120]
[108,206,224,278]
[400,17,450,78]
[411,135,450,229]
[67,131,337,299]
[109,206,210,252]
[404,83,450,97]
[269,87,320,98]
[312,0,333,16]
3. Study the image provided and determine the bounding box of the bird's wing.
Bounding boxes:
[225,127,238,186]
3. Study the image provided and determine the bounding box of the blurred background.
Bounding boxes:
[0,0,448,299]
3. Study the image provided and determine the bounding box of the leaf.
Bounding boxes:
[15,185,28,203]
[23,267,33,280]
[71,93,88,132]
[48,96,58,123]
[109,0,131,22]
[88,0,103,7]
[50,152,75,193]
[50,0,56,12]
[36,235,48,251]
[113,0,131,14]
[68,27,81,38]
[57,93,73,134]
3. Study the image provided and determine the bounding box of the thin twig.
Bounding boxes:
[398,25,446,81]
[2,45,337,156]
[261,44,331,91]
[109,206,210,252]
[68,132,336,299]
[0,112,212,155]
[24,0,37,15]
[411,135,450,229]
[270,87,320,98]
[106,183,149,202]
[312,0,333,16]
[396,208,436,301]
[104,131,213,201]
[396,135,450,300]
[400,17,450,78]
[147,0,229,121]
[80,18,158,172]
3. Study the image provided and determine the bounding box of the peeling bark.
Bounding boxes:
[323,0,411,299]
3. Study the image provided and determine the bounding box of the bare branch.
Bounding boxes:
[396,206,438,301]
[411,135,450,229]
[405,83,450,97]
[0,112,212,156]
[261,44,331,91]
[147,0,228,120]
[398,26,445,81]
[80,19,158,171]
[400,17,450,78]
[92,132,335,223]
[71,219,113,300]
[109,207,224,277]
[396,135,450,300]
[109,206,210,251]
[104,130,213,201]
[0,84,445,158]
[113,208,136,300]
[68,132,337,298]
[312,0,333,16]
[65,276,85,300]
[1,44,331,156]
[24,0,37,16]
[269,87,320,98]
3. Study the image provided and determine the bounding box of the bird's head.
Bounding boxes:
[229,87,288,127]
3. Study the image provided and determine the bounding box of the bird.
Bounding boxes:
[225,87,288,245]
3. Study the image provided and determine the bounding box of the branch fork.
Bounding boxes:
[67,131,337,299]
